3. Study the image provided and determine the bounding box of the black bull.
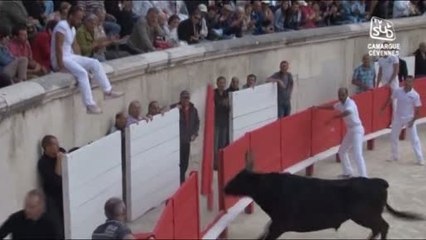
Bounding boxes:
[224,169,424,240]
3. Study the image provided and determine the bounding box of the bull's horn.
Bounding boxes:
[245,150,254,171]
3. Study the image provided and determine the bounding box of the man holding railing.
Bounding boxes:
[381,76,424,165]
[315,87,368,178]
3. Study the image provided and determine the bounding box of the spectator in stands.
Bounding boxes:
[116,0,136,37]
[147,100,168,118]
[0,72,12,88]
[205,5,220,40]
[92,197,134,240]
[274,0,290,32]
[44,0,55,18]
[393,0,412,18]
[367,0,391,20]
[214,76,230,170]
[37,135,66,239]
[242,74,257,89]
[125,7,165,54]
[23,1,46,26]
[198,4,209,40]
[167,15,181,47]
[0,25,28,84]
[171,90,200,184]
[349,0,367,23]
[414,42,426,78]
[261,1,274,24]
[301,0,317,29]
[227,76,240,92]
[312,1,325,27]
[216,4,244,38]
[8,24,48,78]
[267,60,294,118]
[126,100,151,127]
[132,0,155,19]
[51,6,123,114]
[352,54,376,93]
[109,112,127,134]
[59,1,71,20]
[285,1,302,30]
[0,189,60,239]
[178,9,203,45]
[31,20,58,71]
[0,0,28,33]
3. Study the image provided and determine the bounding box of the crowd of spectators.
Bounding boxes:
[1,0,426,89]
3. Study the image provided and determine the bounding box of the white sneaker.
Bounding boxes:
[386,158,398,162]
[338,174,352,179]
[416,161,425,166]
[104,90,124,100]
[87,105,102,114]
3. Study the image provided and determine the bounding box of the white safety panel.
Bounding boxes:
[230,82,278,142]
[126,108,180,221]
[62,131,122,239]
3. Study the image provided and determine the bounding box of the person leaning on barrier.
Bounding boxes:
[0,189,60,239]
[146,100,168,119]
[37,135,66,239]
[214,76,230,170]
[92,197,134,240]
[266,60,294,118]
[352,54,376,94]
[227,76,240,93]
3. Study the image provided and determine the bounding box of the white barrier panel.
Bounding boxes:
[125,108,180,221]
[230,82,278,142]
[62,131,122,239]
[374,56,415,81]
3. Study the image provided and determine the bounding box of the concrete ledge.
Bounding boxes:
[0,16,425,117]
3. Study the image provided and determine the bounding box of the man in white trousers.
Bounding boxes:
[377,52,400,120]
[51,6,123,114]
[315,88,368,178]
[381,76,425,165]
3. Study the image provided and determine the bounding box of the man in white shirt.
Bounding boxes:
[377,53,400,120]
[51,6,123,114]
[381,76,424,165]
[315,88,368,178]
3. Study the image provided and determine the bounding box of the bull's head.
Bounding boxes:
[224,150,256,197]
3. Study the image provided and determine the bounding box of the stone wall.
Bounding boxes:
[0,16,425,222]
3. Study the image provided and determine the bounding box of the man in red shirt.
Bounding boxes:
[31,20,58,71]
[8,24,48,78]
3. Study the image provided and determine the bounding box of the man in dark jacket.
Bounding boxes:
[414,42,426,78]
[214,76,230,170]
[171,90,200,184]
[177,9,202,44]
[398,57,408,82]
[37,135,66,239]
[0,189,60,239]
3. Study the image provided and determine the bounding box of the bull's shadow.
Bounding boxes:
[223,151,424,240]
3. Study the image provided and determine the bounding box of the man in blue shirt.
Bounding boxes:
[352,54,376,93]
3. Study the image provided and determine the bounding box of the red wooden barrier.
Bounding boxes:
[371,87,392,132]
[281,109,312,169]
[201,84,215,211]
[249,121,281,173]
[152,199,174,239]
[414,78,426,118]
[173,172,200,239]
[311,102,343,155]
[218,135,250,210]
[351,90,374,135]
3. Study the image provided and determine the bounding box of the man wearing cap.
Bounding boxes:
[171,90,200,183]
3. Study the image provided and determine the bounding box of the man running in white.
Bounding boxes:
[316,88,368,178]
[381,76,425,165]
[51,6,123,114]
[377,51,399,119]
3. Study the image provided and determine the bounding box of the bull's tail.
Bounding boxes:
[385,203,424,220]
